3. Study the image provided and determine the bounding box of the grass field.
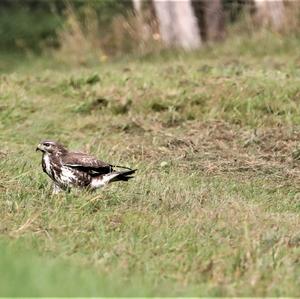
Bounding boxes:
[0,32,300,296]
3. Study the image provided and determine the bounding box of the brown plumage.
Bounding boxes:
[36,140,136,193]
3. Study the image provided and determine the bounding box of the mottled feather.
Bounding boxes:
[62,152,112,175]
[36,140,136,193]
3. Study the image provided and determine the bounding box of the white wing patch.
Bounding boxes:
[60,166,76,184]
[90,173,120,189]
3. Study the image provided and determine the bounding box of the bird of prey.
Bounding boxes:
[36,140,136,194]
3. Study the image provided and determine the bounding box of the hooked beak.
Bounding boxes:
[36,144,44,152]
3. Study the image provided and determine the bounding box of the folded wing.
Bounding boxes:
[62,152,113,176]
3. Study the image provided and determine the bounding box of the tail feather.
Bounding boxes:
[90,169,136,189]
[111,164,134,171]
[110,169,137,182]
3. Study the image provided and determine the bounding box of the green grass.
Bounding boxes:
[0,32,300,296]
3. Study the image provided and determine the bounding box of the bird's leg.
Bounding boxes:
[52,184,63,194]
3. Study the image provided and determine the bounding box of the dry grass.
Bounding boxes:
[55,3,160,65]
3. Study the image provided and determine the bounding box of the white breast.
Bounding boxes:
[43,154,52,175]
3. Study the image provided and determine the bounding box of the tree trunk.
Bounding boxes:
[132,0,152,45]
[132,0,142,13]
[254,0,285,30]
[153,0,202,50]
[202,0,225,41]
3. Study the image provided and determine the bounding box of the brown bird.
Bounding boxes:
[36,140,136,194]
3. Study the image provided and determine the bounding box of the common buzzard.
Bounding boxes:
[36,140,136,193]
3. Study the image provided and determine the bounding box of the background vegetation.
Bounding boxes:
[0,0,299,297]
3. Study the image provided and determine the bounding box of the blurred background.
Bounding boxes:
[0,0,299,67]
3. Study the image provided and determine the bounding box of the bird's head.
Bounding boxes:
[36,140,67,155]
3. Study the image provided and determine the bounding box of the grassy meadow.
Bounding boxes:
[0,32,300,296]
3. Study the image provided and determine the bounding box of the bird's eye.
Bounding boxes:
[43,143,50,147]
